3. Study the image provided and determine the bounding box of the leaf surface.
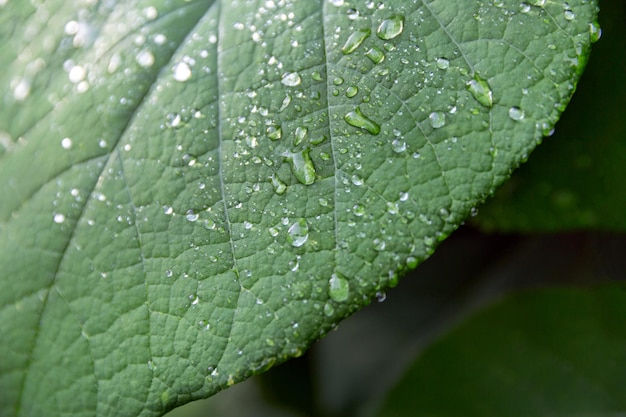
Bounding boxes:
[0,1,598,416]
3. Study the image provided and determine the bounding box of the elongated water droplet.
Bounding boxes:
[270,174,287,195]
[287,218,309,247]
[282,148,316,185]
[344,107,380,135]
[377,15,404,40]
[589,22,602,43]
[508,106,525,121]
[365,46,385,64]
[342,29,371,54]
[328,273,350,302]
[429,111,446,128]
[466,74,494,108]
[294,126,308,146]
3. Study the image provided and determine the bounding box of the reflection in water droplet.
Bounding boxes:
[344,107,380,135]
[508,106,525,121]
[377,15,404,40]
[281,72,302,87]
[365,46,385,64]
[287,218,309,247]
[282,149,316,185]
[328,273,350,302]
[466,74,494,108]
[429,111,446,128]
[341,29,371,54]
[270,174,287,195]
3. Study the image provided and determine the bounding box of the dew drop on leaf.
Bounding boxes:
[344,107,381,135]
[365,46,385,64]
[287,218,309,247]
[466,74,494,108]
[341,29,371,55]
[282,148,316,185]
[328,273,350,302]
[376,15,404,40]
[508,106,525,121]
[281,72,302,87]
[429,111,446,129]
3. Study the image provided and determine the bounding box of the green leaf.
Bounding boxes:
[377,285,626,416]
[0,1,598,416]
[475,0,626,232]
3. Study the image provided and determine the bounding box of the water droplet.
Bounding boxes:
[406,256,419,268]
[136,50,155,67]
[311,71,323,81]
[344,107,380,135]
[519,2,531,13]
[287,218,309,247]
[373,238,386,251]
[293,126,308,146]
[333,77,344,86]
[341,29,371,55]
[508,106,525,121]
[589,22,602,43]
[282,149,316,185]
[377,15,404,40]
[281,72,302,87]
[328,273,349,302]
[61,137,72,149]
[266,125,282,141]
[436,57,450,70]
[53,213,65,224]
[353,204,365,217]
[563,8,575,21]
[466,74,494,108]
[186,210,198,222]
[270,174,287,195]
[391,139,406,153]
[429,111,446,129]
[345,85,358,98]
[376,291,387,302]
[365,46,385,64]
[173,62,191,82]
[323,301,335,317]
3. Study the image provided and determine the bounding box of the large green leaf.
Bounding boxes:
[0,1,598,416]
[377,284,626,416]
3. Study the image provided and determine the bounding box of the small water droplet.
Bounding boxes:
[345,85,358,98]
[328,273,350,302]
[365,46,385,64]
[466,74,494,108]
[266,125,282,141]
[353,204,365,217]
[563,8,575,21]
[287,218,309,247]
[589,22,602,43]
[173,62,191,82]
[373,238,386,251]
[377,15,404,40]
[341,29,371,55]
[323,301,335,317]
[508,106,525,121]
[53,213,66,224]
[436,57,450,70]
[61,137,72,149]
[344,107,380,135]
[293,126,308,146]
[429,111,446,129]
[186,210,198,222]
[270,174,287,195]
[391,139,406,153]
[281,72,302,87]
[282,149,316,185]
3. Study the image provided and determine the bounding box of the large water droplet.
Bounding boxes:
[287,218,309,247]
[365,46,385,64]
[508,106,525,121]
[173,62,192,82]
[429,111,446,128]
[589,22,602,43]
[344,107,380,135]
[341,29,371,54]
[282,148,316,185]
[328,273,350,302]
[466,74,494,108]
[293,126,308,146]
[281,72,302,87]
[376,15,404,40]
